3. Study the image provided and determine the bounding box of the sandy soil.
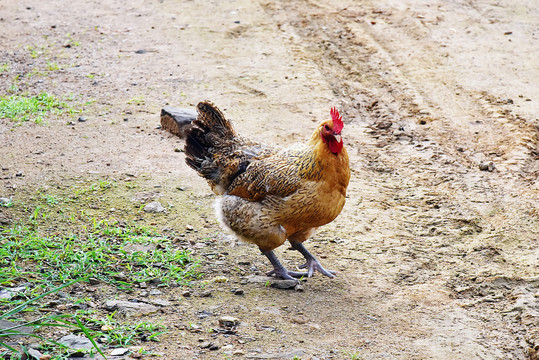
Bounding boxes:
[0,0,538,359]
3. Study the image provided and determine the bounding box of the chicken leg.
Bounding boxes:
[290,241,336,278]
[261,249,306,281]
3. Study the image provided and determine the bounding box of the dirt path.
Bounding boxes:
[1,0,537,359]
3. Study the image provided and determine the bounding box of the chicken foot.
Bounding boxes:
[261,249,305,282]
[290,241,336,278]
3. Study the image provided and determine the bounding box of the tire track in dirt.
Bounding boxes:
[263,0,538,358]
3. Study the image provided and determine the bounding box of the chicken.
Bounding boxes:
[185,101,350,282]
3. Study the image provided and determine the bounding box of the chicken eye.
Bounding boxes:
[324,125,330,131]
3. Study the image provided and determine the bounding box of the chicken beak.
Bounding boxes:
[333,134,342,143]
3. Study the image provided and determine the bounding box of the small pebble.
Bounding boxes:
[144,201,166,213]
[199,341,212,349]
[149,298,171,307]
[110,348,129,356]
[479,161,495,172]
[213,276,228,283]
[26,349,45,360]
[113,272,128,281]
[101,324,114,331]
[270,279,298,289]
[197,310,213,319]
[88,278,100,285]
[199,290,212,297]
[77,116,87,122]
[234,288,245,295]
[219,316,240,328]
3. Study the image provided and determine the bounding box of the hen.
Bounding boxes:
[185,101,350,282]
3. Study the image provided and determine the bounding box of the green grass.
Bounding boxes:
[26,45,42,59]
[0,181,201,358]
[0,92,76,123]
[26,62,62,78]
[26,68,48,78]
[65,33,81,47]
[0,198,13,208]
[0,279,105,359]
[82,312,167,347]
[342,350,362,359]
[46,61,60,71]
[0,180,200,291]
[127,95,145,106]
[0,219,198,291]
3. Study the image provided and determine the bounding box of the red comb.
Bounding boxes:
[330,107,343,133]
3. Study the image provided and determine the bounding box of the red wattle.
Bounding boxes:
[329,138,343,154]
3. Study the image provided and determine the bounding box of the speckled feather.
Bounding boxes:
[185,101,350,251]
[227,145,322,201]
[184,101,274,194]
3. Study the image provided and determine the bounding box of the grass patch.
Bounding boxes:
[0,218,198,292]
[0,198,13,208]
[46,61,60,71]
[84,312,167,347]
[0,279,106,359]
[65,33,81,47]
[26,45,43,59]
[0,92,77,123]
[127,95,145,106]
[0,180,201,358]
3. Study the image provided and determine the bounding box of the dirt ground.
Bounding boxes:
[1,0,538,359]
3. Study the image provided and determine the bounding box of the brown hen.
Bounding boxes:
[185,101,350,282]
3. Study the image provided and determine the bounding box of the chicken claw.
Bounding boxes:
[261,249,302,282]
[291,242,336,278]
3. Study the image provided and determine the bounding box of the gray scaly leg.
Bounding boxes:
[261,249,306,281]
[290,241,336,278]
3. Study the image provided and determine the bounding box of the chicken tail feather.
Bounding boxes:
[184,101,244,194]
